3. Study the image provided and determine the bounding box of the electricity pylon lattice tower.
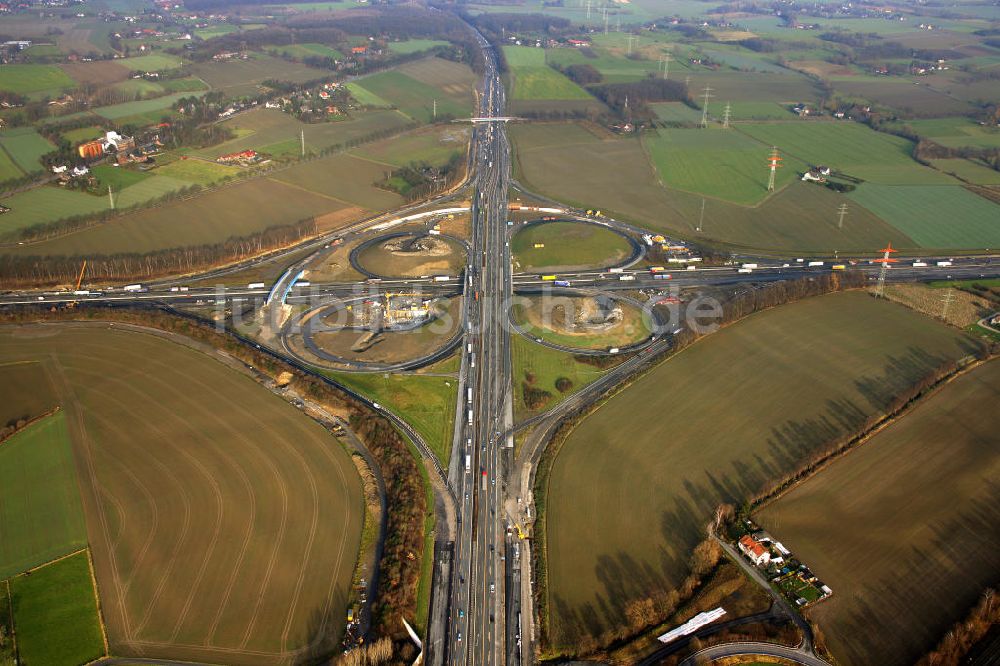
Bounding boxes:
[837,203,848,229]
[873,242,898,298]
[766,146,782,191]
[722,102,731,128]
[699,85,713,128]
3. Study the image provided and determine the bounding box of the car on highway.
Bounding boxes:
[490,582,495,594]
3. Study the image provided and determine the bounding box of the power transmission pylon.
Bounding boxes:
[300,129,305,157]
[603,7,609,34]
[699,85,713,128]
[722,102,731,128]
[873,242,898,298]
[626,35,635,55]
[661,52,671,80]
[837,203,848,229]
[586,0,591,19]
[433,98,437,121]
[696,197,706,232]
[108,185,115,210]
[766,146,782,191]
[941,289,955,320]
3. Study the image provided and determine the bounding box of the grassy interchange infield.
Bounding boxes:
[0,326,364,663]
[511,335,617,420]
[540,291,980,649]
[511,122,912,253]
[355,234,466,277]
[757,359,1000,666]
[511,221,633,271]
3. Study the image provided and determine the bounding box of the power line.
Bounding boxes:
[941,289,955,320]
[766,146,782,191]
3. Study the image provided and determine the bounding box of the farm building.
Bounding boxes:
[217,149,258,166]
[738,534,771,566]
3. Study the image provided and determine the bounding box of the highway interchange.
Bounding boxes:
[3,22,1000,666]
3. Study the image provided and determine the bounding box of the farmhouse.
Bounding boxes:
[217,149,259,166]
[738,534,771,566]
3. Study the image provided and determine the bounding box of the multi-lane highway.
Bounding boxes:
[4,20,1000,666]
[450,27,513,666]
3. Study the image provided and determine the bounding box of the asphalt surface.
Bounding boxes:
[447,26,514,666]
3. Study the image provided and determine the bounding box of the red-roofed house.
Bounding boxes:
[738,535,770,567]
[351,46,367,55]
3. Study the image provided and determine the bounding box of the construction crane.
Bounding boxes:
[74,260,87,291]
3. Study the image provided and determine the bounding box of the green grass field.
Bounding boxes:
[153,157,241,185]
[0,148,21,182]
[193,24,237,40]
[91,164,151,191]
[930,158,1000,185]
[0,326,363,662]
[891,117,1000,150]
[346,81,392,107]
[329,372,457,469]
[267,43,344,60]
[738,121,954,185]
[93,91,199,121]
[847,184,1000,248]
[650,102,703,124]
[389,39,448,55]
[0,64,75,96]
[0,414,88,580]
[503,47,593,101]
[59,125,104,144]
[8,551,105,666]
[0,187,109,237]
[0,128,55,175]
[757,360,1000,666]
[545,47,665,84]
[511,221,633,271]
[512,122,913,253]
[542,292,978,648]
[511,335,613,419]
[644,126,803,205]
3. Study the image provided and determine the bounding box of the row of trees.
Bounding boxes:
[0,218,317,287]
[916,588,999,666]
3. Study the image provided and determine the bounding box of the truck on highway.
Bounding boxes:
[807,261,824,267]
[433,275,452,282]
[740,263,758,270]
[467,387,473,403]
[541,275,557,281]
[609,267,624,273]
[248,282,266,289]
[169,286,190,292]
[936,260,953,267]
[831,264,846,271]
[653,274,671,280]
[737,268,753,274]
[466,455,471,473]
[73,290,91,296]
[608,347,620,354]
[619,274,635,281]
[912,261,928,267]
[467,409,473,426]
[123,284,144,292]
[554,280,570,287]
[649,266,665,273]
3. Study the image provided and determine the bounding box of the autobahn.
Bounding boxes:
[3,23,1000,666]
